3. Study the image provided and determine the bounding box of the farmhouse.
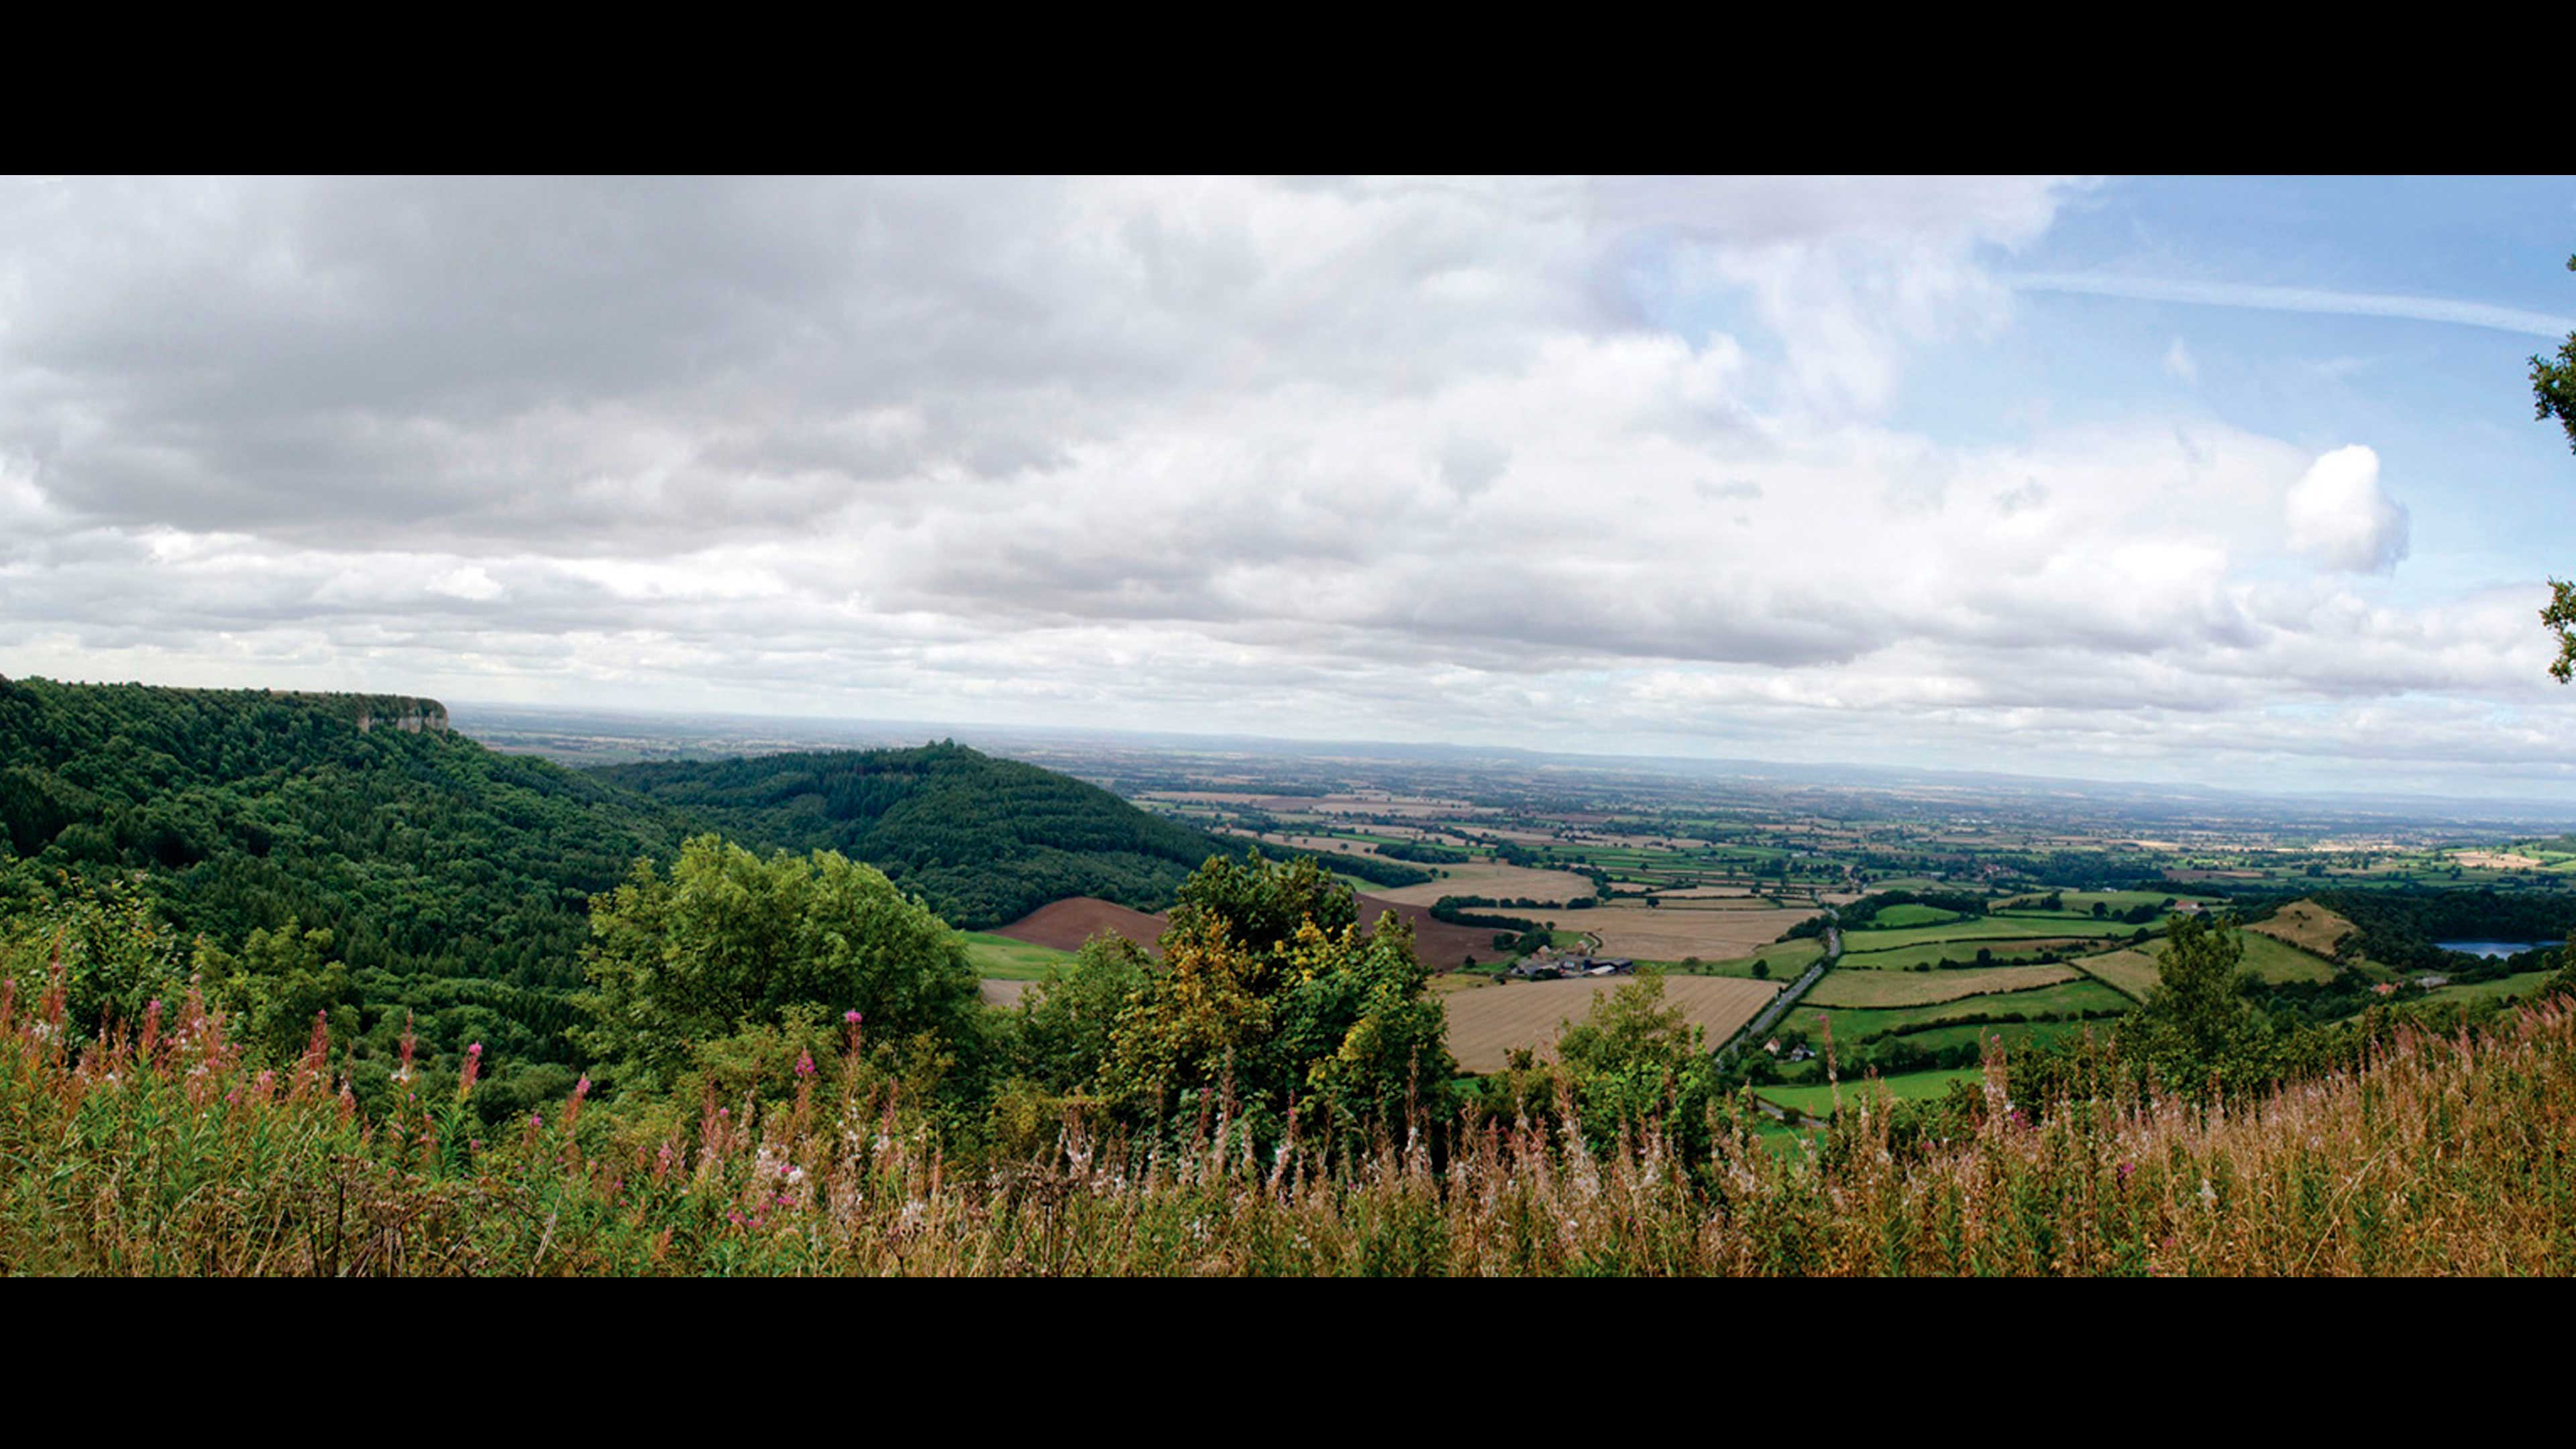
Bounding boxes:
[1507,955,1637,980]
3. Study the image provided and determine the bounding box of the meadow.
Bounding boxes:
[1788,977,2133,1041]
[1805,963,2080,1009]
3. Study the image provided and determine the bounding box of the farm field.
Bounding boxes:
[1833,936,2099,971]
[1443,973,1779,1073]
[1838,917,2133,952]
[2425,970,2561,1005]
[961,931,1076,980]
[977,978,1033,1008]
[1756,1067,1986,1118]
[1664,937,1827,979]
[1882,1016,2108,1058]
[2072,930,2334,996]
[1574,902,1817,960]
[2069,947,2161,999]
[2249,900,2358,956]
[1789,978,2132,1040]
[1866,903,1962,928]
[993,897,1169,954]
[1806,963,2080,1009]
[1367,861,1597,907]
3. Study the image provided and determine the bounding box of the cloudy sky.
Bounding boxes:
[3,176,2573,800]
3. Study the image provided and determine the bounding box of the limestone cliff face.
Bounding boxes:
[343,695,451,735]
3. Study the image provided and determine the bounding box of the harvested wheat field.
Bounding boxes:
[2249,900,2357,957]
[991,897,1169,955]
[979,978,1033,1008]
[1368,861,1598,907]
[1444,973,1779,1073]
[1806,963,2079,1010]
[1577,903,1817,961]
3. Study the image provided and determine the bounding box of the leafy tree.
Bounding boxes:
[1014,934,1155,1093]
[1553,971,1725,1157]
[2534,251,2576,680]
[572,835,977,1094]
[1098,851,1449,1151]
[2114,914,2275,1103]
[199,916,350,1062]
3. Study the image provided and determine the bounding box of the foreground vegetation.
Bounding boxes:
[5,958,2572,1274]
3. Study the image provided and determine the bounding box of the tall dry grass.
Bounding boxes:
[3,959,2571,1275]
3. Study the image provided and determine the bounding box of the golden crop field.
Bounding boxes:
[1577,903,1817,960]
[1442,973,1780,1073]
[1804,963,2080,1009]
[1369,861,1599,907]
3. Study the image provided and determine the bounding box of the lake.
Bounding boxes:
[2437,941,2559,959]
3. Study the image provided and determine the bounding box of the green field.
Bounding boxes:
[1840,917,2137,953]
[1756,1067,1987,1118]
[1807,963,2078,1009]
[1833,936,2100,971]
[1865,903,1963,928]
[2070,947,2161,999]
[1658,936,1827,979]
[961,931,1077,980]
[1789,978,2133,1040]
[2425,970,2561,1005]
[1883,1017,2110,1059]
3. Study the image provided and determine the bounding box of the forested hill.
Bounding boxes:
[591,745,1233,928]
[0,676,688,1108]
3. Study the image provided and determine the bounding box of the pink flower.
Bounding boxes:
[2117,1161,2135,1181]
[845,1010,863,1024]
[468,1042,482,1056]
[796,1051,816,1078]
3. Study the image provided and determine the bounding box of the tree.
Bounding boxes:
[2535,251,2576,680]
[1553,971,1725,1157]
[2114,914,2275,1103]
[572,835,978,1095]
[1098,851,1450,1151]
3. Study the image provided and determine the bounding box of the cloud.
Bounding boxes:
[0,176,2561,798]
[2286,445,2410,575]
[2163,337,2197,384]
[2012,270,2576,339]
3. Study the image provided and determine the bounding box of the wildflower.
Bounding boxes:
[796,1051,816,1079]
[468,1042,482,1056]
[2117,1161,2135,1181]
[531,1111,544,1129]
[845,1010,862,1024]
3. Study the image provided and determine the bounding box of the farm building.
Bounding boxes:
[1509,955,1635,980]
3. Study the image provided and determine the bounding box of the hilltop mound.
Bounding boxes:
[2249,900,2357,958]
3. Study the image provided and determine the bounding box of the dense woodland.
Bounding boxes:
[0,678,1300,1117]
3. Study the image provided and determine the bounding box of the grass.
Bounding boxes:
[2071,947,2162,1000]
[1807,964,2079,1009]
[8,975,2576,1273]
[1864,903,1961,928]
[1839,918,2135,953]
[1657,938,1827,980]
[960,931,1077,980]
[2425,970,2561,1006]
[1834,937,2099,971]
[1789,979,2134,1039]
[1754,1067,1987,1117]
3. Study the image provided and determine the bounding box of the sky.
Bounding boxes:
[3,175,2574,801]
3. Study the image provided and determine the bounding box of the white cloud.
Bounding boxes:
[0,177,2561,798]
[2163,337,2197,384]
[2286,445,2410,575]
